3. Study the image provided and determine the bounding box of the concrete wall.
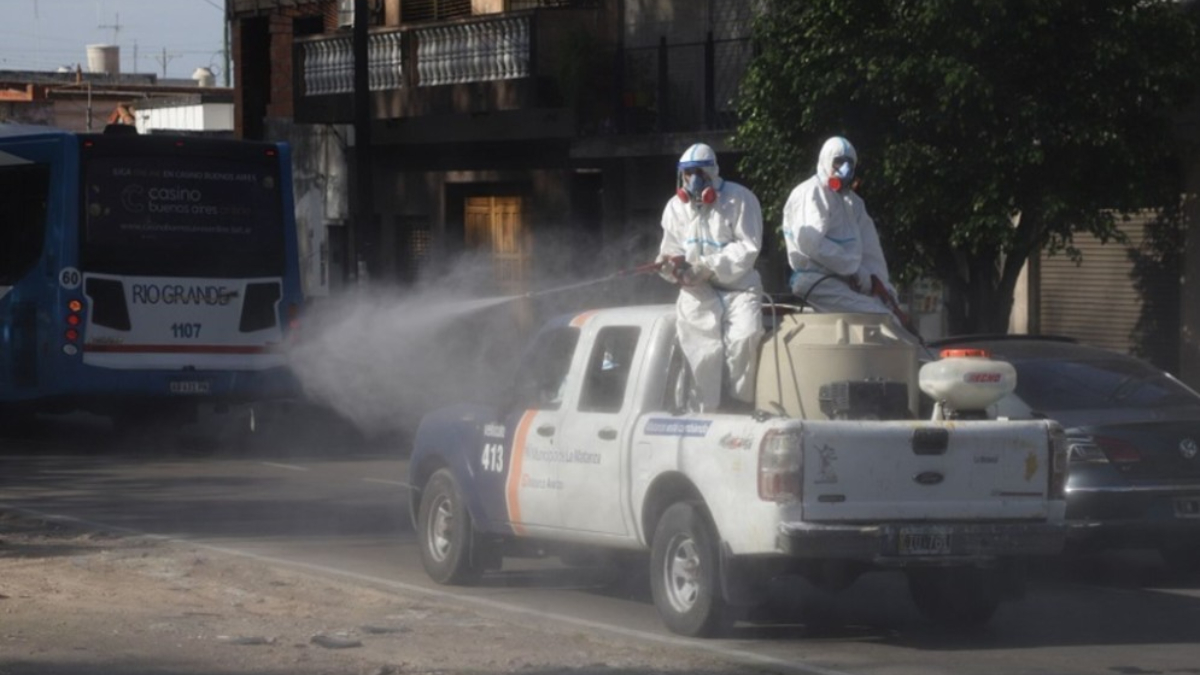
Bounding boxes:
[135,103,234,134]
[267,119,350,299]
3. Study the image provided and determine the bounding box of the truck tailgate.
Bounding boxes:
[799,420,1055,521]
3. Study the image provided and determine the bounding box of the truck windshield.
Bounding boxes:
[512,327,579,410]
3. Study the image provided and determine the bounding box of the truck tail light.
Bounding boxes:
[1049,424,1068,499]
[758,428,803,502]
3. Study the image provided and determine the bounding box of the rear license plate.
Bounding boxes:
[169,380,211,395]
[899,528,952,555]
[1174,497,1200,518]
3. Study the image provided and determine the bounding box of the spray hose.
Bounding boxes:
[521,260,665,299]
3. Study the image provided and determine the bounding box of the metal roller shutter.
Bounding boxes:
[1038,212,1181,372]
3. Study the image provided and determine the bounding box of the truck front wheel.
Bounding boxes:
[650,502,733,637]
[907,567,1002,627]
[417,469,484,585]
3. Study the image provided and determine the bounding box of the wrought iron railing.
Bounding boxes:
[619,35,752,134]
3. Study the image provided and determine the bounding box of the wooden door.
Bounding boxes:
[465,196,529,295]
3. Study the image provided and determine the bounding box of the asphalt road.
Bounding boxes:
[3,412,1200,675]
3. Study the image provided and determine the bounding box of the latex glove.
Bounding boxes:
[679,262,713,287]
[657,254,684,283]
[855,269,873,295]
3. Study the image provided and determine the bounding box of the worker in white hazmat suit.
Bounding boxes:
[783,136,900,314]
[657,143,764,412]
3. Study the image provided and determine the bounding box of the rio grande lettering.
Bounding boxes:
[132,284,234,306]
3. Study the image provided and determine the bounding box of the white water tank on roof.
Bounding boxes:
[192,67,216,87]
[86,44,119,75]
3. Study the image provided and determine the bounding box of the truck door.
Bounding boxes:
[496,325,578,535]
[552,325,641,537]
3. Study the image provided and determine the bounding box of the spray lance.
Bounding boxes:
[521,260,668,299]
[867,274,939,360]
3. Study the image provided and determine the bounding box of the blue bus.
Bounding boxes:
[0,124,304,427]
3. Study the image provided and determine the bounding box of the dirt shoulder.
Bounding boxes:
[0,509,750,675]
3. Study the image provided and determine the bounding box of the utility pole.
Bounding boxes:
[154,47,178,78]
[223,20,232,87]
[350,0,376,283]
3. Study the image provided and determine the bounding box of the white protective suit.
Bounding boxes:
[783,136,898,313]
[658,143,764,411]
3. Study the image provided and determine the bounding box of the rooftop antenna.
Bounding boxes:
[33,1,40,65]
[98,11,122,45]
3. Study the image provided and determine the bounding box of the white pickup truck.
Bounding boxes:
[408,304,1068,636]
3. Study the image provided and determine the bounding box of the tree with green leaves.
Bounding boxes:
[736,0,1200,334]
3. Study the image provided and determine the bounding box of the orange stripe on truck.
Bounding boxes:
[569,311,597,327]
[505,410,537,536]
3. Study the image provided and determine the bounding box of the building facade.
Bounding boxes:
[226,0,1200,386]
[228,0,758,302]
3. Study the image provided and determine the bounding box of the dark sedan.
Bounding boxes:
[931,336,1200,572]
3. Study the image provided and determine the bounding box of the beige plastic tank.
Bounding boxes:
[756,311,919,420]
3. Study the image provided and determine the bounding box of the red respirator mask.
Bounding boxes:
[828,158,855,193]
[676,185,717,205]
[677,171,717,205]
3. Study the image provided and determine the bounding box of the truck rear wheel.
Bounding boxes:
[417,469,484,585]
[650,502,733,637]
[907,567,1002,627]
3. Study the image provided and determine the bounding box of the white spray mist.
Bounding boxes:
[285,243,674,441]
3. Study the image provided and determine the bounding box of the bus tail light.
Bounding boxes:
[758,428,804,502]
[63,298,84,353]
[286,302,301,331]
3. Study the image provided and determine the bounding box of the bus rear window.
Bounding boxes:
[0,164,49,286]
[81,155,285,278]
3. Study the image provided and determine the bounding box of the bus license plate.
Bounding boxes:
[899,528,952,555]
[1174,497,1200,518]
[169,380,211,395]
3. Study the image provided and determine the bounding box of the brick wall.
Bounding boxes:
[268,15,295,120]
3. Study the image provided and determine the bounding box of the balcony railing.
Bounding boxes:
[295,11,752,135]
[299,14,531,95]
[416,16,530,86]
